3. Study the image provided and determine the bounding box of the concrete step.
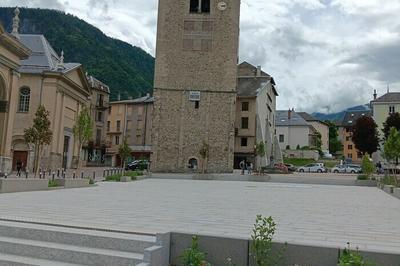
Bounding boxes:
[0,252,82,266]
[0,221,156,253]
[0,235,144,265]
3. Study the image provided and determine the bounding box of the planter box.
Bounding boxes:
[0,178,48,193]
[383,185,395,194]
[355,180,377,187]
[393,188,400,199]
[120,176,132,182]
[54,178,89,188]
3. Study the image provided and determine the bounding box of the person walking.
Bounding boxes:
[239,160,245,175]
[16,160,22,177]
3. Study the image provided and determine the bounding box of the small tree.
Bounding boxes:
[73,107,93,169]
[24,105,53,176]
[383,112,400,140]
[361,155,375,178]
[325,120,342,155]
[199,141,209,174]
[251,215,285,266]
[383,127,400,185]
[352,116,379,156]
[256,141,266,173]
[180,236,209,266]
[118,137,132,173]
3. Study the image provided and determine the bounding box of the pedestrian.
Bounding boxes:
[239,160,245,175]
[16,160,22,177]
[376,161,383,175]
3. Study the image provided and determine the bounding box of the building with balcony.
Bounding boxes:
[85,75,110,166]
[107,95,153,167]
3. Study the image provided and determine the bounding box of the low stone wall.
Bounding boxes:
[355,180,377,187]
[0,179,48,193]
[383,185,395,194]
[0,157,12,176]
[283,150,319,160]
[169,233,400,266]
[394,188,400,199]
[54,178,90,188]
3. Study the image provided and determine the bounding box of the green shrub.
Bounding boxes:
[361,155,375,177]
[338,243,375,266]
[251,215,285,266]
[89,179,95,185]
[105,174,122,182]
[357,175,368,180]
[180,236,209,266]
[48,180,58,187]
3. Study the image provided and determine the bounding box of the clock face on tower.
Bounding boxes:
[218,1,227,11]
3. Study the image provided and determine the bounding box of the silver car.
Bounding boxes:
[298,163,327,173]
[331,165,361,174]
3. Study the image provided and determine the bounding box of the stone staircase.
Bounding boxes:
[0,220,169,265]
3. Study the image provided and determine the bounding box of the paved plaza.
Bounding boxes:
[0,178,399,254]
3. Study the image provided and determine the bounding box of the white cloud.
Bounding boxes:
[1,0,400,113]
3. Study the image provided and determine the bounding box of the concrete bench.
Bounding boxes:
[54,178,90,188]
[0,179,48,193]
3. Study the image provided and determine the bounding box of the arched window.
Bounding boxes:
[18,87,30,112]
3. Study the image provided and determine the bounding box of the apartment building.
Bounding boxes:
[107,95,153,166]
[234,62,281,169]
[337,110,372,162]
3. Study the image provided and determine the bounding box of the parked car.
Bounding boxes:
[298,163,327,173]
[284,164,297,172]
[125,160,149,171]
[322,150,333,159]
[331,164,361,174]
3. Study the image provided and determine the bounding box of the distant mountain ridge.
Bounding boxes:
[0,7,155,101]
[312,104,370,122]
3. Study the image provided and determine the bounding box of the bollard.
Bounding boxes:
[25,170,28,179]
[4,173,7,179]
[57,169,60,177]
[93,171,96,180]
[49,169,51,176]
[81,172,84,179]
[43,171,46,179]
[73,172,76,179]
[52,172,55,181]
[63,171,66,179]
[39,172,42,179]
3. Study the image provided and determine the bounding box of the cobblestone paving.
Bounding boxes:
[0,179,399,254]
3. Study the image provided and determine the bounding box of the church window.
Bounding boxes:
[18,87,30,112]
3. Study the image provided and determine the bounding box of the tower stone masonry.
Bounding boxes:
[151,0,241,173]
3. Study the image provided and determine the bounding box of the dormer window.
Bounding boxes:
[190,0,210,13]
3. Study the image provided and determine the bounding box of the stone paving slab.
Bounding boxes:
[0,179,399,255]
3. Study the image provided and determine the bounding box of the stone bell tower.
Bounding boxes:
[151,0,241,173]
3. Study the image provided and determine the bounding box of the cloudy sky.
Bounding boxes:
[2,0,400,113]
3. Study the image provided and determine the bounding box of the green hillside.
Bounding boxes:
[0,7,154,100]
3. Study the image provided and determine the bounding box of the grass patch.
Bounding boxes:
[357,174,369,180]
[48,180,59,187]
[283,158,315,166]
[105,171,142,182]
